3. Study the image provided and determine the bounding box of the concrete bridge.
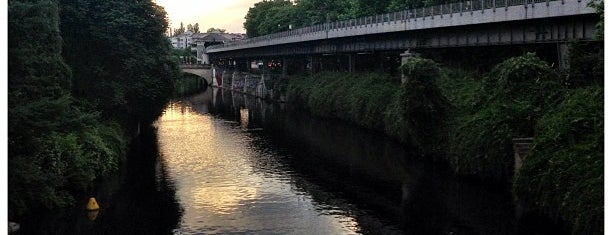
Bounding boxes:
[180,64,213,85]
[207,0,598,71]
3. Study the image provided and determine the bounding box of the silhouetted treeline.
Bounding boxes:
[8,0,178,220]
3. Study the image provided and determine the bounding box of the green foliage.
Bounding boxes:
[244,0,294,37]
[514,87,603,235]
[442,53,560,181]
[437,53,602,232]
[298,0,354,24]
[284,53,602,233]
[350,0,391,17]
[589,0,604,39]
[172,48,195,64]
[206,27,226,33]
[287,72,403,137]
[567,41,604,87]
[9,0,175,219]
[60,0,178,125]
[399,57,447,155]
[286,68,446,156]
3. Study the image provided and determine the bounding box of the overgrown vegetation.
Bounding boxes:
[444,53,562,181]
[438,52,602,234]
[515,87,603,235]
[172,48,197,64]
[399,57,448,156]
[285,51,603,234]
[286,72,405,139]
[9,0,177,220]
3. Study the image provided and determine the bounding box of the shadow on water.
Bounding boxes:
[20,125,182,235]
[202,88,519,235]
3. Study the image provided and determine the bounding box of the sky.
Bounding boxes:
[155,0,261,34]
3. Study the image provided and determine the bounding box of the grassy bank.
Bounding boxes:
[285,53,603,234]
[286,72,406,142]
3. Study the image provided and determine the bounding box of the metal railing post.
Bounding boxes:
[431,6,434,18]
[470,0,473,14]
[481,0,485,12]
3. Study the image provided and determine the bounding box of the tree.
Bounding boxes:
[174,21,186,36]
[9,0,127,219]
[206,27,227,33]
[244,0,293,37]
[60,0,178,125]
[193,23,200,33]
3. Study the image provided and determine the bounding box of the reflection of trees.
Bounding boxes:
[202,89,517,234]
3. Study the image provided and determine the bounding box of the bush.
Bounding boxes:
[399,57,448,155]
[514,87,603,235]
[445,53,561,181]
[286,72,406,141]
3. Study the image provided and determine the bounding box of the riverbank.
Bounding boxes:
[9,0,178,223]
[283,53,603,234]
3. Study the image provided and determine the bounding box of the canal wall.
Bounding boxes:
[214,69,285,101]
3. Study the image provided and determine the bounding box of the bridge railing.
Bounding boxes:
[208,0,574,51]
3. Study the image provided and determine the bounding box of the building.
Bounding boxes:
[170,30,195,49]
[170,31,246,64]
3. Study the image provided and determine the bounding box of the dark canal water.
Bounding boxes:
[22,87,528,234]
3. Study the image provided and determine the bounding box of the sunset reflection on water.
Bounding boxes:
[154,98,362,234]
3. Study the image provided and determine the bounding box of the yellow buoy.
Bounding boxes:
[86,197,100,211]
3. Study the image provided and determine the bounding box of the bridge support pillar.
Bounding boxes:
[244,60,251,73]
[557,43,570,70]
[308,55,320,74]
[400,49,417,84]
[221,69,233,88]
[348,54,356,73]
[282,57,288,77]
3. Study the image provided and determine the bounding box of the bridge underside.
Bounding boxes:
[182,69,213,85]
[209,15,596,60]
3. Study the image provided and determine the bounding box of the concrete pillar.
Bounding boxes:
[400,49,417,84]
[222,69,233,88]
[308,55,320,74]
[282,57,288,77]
[557,43,570,70]
[348,54,356,73]
[512,138,534,177]
[378,53,385,73]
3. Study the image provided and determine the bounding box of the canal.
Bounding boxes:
[155,87,519,234]
[22,87,525,234]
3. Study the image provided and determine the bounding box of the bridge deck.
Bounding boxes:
[208,0,596,54]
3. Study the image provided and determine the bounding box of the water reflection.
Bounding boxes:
[19,124,182,235]
[150,87,524,234]
[240,108,249,130]
[201,87,518,235]
[156,90,364,234]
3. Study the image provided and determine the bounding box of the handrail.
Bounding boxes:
[208,0,585,51]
